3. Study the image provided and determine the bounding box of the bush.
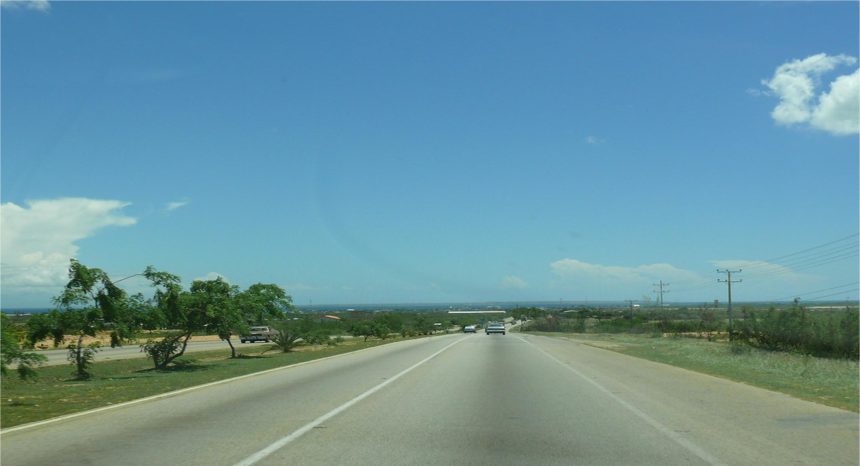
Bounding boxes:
[734,307,858,360]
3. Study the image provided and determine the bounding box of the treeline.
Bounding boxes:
[520,305,859,360]
[3,259,297,379]
[0,260,472,380]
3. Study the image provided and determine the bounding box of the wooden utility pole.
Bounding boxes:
[717,269,742,339]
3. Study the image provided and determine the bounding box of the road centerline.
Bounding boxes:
[233,336,466,466]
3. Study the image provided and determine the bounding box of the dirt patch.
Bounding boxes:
[33,332,224,350]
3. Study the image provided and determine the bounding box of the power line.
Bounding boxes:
[747,251,859,283]
[756,233,859,265]
[770,282,860,302]
[803,289,859,301]
[738,235,858,273]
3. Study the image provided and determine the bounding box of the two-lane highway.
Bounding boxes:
[2,333,857,465]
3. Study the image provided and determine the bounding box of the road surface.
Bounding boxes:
[32,337,254,367]
[2,333,857,465]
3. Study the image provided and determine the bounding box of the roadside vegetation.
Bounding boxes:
[517,305,858,360]
[0,338,409,428]
[4,262,854,426]
[540,333,859,412]
[1,260,476,380]
[0,259,482,428]
[516,305,859,412]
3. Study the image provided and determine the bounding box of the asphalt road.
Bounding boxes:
[33,337,253,367]
[2,333,857,465]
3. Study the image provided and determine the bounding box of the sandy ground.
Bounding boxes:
[33,332,224,350]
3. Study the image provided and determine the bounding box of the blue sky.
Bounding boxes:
[2,1,858,308]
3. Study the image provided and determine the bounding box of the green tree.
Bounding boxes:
[372,313,403,334]
[350,321,374,341]
[1,314,47,380]
[139,266,198,370]
[51,259,134,380]
[412,315,434,335]
[238,283,292,325]
[25,310,66,348]
[190,277,243,358]
[370,321,391,340]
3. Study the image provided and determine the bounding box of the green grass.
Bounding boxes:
[533,332,859,412]
[0,338,401,428]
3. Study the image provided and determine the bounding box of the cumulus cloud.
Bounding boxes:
[1,0,50,11]
[762,53,859,135]
[811,68,860,135]
[500,275,528,290]
[550,258,704,297]
[0,198,136,291]
[710,259,807,283]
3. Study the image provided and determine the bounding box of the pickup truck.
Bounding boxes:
[240,326,277,343]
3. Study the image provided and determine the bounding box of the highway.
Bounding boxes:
[2,332,858,465]
[33,337,252,367]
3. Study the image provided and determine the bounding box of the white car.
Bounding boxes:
[464,325,477,333]
[485,322,506,335]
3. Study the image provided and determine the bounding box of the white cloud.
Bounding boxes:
[284,283,318,292]
[550,258,704,297]
[500,275,528,290]
[585,135,605,145]
[811,68,860,135]
[193,272,230,283]
[1,0,50,11]
[710,259,807,283]
[0,198,136,291]
[166,200,190,211]
[762,53,859,135]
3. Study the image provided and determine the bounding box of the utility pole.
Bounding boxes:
[717,269,742,339]
[652,281,669,308]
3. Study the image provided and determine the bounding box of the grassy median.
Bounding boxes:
[1,338,401,429]
[535,333,859,412]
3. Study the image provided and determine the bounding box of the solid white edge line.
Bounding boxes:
[233,336,465,466]
[516,335,726,466]
[1,335,456,435]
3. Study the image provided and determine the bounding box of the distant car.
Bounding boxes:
[464,325,477,333]
[485,322,505,335]
[240,326,276,343]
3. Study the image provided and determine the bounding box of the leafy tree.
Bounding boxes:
[1,314,47,380]
[189,277,243,358]
[139,266,196,370]
[25,310,66,348]
[411,315,434,335]
[238,283,292,324]
[370,321,391,340]
[349,321,374,341]
[51,259,133,379]
[128,292,164,330]
[372,313,403,334]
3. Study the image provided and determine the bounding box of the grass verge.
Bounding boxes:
[532,332,859,412]
[1,338,403,429]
